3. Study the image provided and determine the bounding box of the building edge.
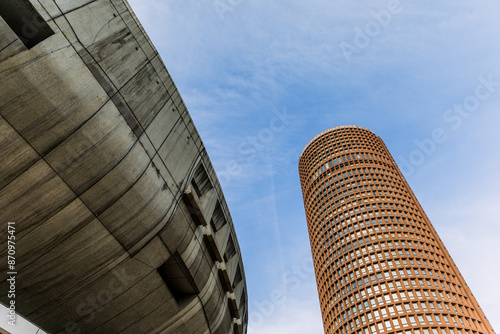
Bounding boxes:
[0,1,248,333]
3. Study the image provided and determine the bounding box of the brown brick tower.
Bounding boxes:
[298,126,495,334]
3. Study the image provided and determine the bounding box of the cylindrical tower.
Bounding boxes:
[298,125,495,334]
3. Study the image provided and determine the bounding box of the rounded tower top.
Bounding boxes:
[300,125,374,159]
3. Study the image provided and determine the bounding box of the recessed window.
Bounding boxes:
[157,252,199,307]
[210,202,227,232]
[191,163,213,197]
[0,0,53,49]
[224,236,237,262]
[233,264,243,288]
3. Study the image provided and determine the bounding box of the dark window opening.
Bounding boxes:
[224,236,237,262]
[191,163,212,197]
[209,218,217,235]
[210,202,227,232]
[239,288,246,311]
[157,253,199,307]
[233,264,242,288]
[0,0,54,49]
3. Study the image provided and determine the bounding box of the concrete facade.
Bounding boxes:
[0,1,247,333]
[299,126,495,334]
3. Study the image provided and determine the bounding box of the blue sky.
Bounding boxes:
[2,1,500,333]
[125,1,500,333]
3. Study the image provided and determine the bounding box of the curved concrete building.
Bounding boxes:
[299,126,495,334]
[0,1,247,333]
